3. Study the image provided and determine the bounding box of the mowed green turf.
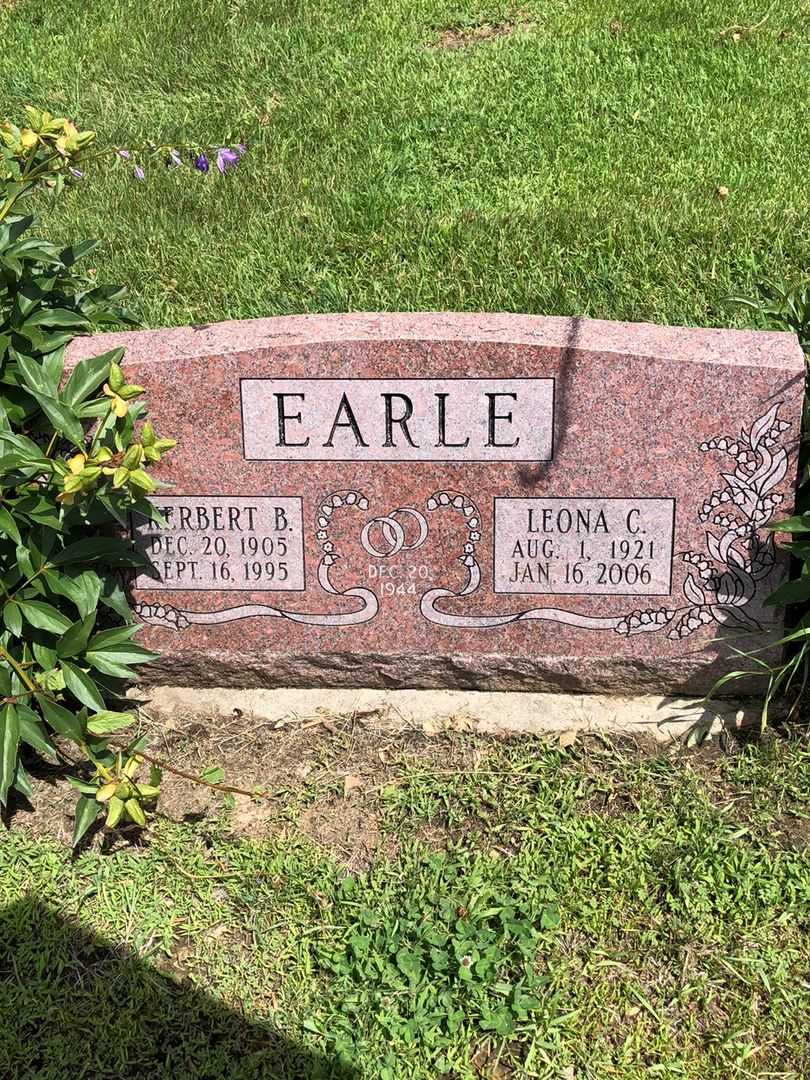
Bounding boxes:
[1,0,808,329]
[1,735,809,1078]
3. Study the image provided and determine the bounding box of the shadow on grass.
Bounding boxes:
[0,898,358,1079]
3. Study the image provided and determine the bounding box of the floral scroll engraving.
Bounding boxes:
[422,404,791,637]
[615,402,789,639]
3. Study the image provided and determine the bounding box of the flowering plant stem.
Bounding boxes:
[0,106,247,845]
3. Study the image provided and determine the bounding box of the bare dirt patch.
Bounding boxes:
[299,799,388,872]
[3,758,79,846]
[4,709,479,861]
[774,813,810,851]
[7,708,800,861]
[429,14,536,50]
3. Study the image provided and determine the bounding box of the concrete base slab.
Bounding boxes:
[137,685,768,743]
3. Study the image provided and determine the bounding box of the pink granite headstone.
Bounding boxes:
[67,313,805,695]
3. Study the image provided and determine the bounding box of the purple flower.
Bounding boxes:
[69,167,83,178]
[193,152,209,173]
[166,149,182,168]
[133,165,145,181]
[118,149,131,160]
[216,147,240,173]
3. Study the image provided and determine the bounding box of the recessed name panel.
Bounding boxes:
[494,498,675,595]
[132,496,305,591]
[240,378,554,462]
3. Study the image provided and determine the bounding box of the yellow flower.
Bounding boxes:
[66,452,87,475]
[103,383,128,417]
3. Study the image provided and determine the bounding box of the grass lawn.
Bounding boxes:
[2,1,810,1077]
[1,722,810,1078]
[0,0,808,329]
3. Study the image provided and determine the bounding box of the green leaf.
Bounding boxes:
[98,576,134,621]
[0,430,52,463]
[52,536,147,567]
[14,350,54,396]
[781,541,810,558]
[17,599,72,634]
[60,660,106,711]
[0,214,34,245]
[85,710,135,736]
[131,498,168,529]
[31,641,57,671]
[56,613,97,658]
[72,795,100,847]
[36,693,83,742]
[2,601,22,637]
[46,568,102,619]
[481,1006,515,1036]
[87,624,141,651]
[13,493,62,530]
[67,777,99,795]
[85,652,138,680]
[0,506,22,544]
[60,238,99,267]
[97,494,130,528]
[25,307,91,330]
[90,642,159,666]
[37,667,65,693]
[396,947,422,980]
[765,576,810,607]
[17,704,57,757]
[132,784,160,799]
[35,393,85,447]
[200,765,225,785]
[76,398,111,419]
[540,904,561,929]
[0,703,20,807]
[12,759,33,799]
[15,543,37,581]
[42,345,66,391]
[763,514,810,534]
[63,348,124,407]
